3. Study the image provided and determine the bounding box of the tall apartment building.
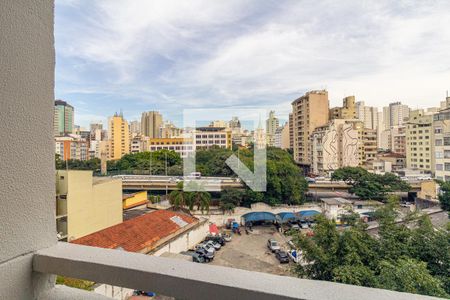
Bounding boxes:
[355,101,379,130]
[383,102,410,129]
[54,100,74,136]
[160,121,182,138]
[129,120,141,137]
[329,96,356,120]
[288,113,294,151]
[266,110,279,147]
[291,90,329,165]
[141,111,163,138]
[390,126,407,155]
[433,98,450,181]
[107,113,130,160]
[310,119,360,176]
[274,122,290,149]
[406,109,437,172]
[361,128,378,163]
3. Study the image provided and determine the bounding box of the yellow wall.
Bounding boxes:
[123,191,148,209]
[57,170,123,241]
[418,180,438,200]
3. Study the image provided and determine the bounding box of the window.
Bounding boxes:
[435,139,443,146]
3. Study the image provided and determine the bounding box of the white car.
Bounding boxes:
[195,243,215,255]
[205,240,221,250]
[267,239,281,252]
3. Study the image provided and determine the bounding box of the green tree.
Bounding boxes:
[331,167,410,200]
[185,181,211,213]
[169,182,188,210]
[438,181,450,212]
[377,258,448,298]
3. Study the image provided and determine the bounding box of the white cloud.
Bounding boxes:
[56,0,450,124]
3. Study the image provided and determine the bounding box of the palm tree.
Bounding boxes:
[189,191,211,214]
[169,182,187,210]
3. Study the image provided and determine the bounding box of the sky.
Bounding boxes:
[55,0,450,128]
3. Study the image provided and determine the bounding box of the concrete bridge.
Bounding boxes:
[117,175,421,193]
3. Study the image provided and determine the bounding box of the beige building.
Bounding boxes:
[146,137,194,158]
[292,90,329,165]
[310,119,360,176]
[274,122,290,149]
[55,170,123,242]
[383,102,410,130]
[406,109,437,172]
[361,128,378,163]
[432,101,450,181]
[160,121,182,138]
[266,110,279,147]
[141,111,163,138]
[329,96,356,120]
[195,127,232,150]
[355,101,379,130]
[288,113,294,151]
[107,113,130,160]
[390,125,407,155]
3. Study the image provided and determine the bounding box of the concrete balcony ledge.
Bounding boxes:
[33,243,439,300]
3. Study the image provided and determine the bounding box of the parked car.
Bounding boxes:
[275,250,289,264]
[205,235,225,246]
[305,177,316,183]
[195,243,215,255]
[267,239,281,252]
[192,252,207,263]
[222,233,232,242]
[205,240,221,250]
[290,224,300,230]
[181,251,210,263]
[195,248,214,261]
[299,220,309,229]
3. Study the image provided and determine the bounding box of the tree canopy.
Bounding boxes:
[58,147,308,207]
[291,196,450,298]
[331,167,411,200]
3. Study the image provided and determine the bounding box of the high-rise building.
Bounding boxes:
[274,122,290,149]
[291,90,329,166]
[141,111,163,138]
[432,97,450,181]
[129,120,141,137]
[107,113,130,160]
[160,121,181,138]
[288,113,294,151]
[54,100,74,136]
[266,111,279,147]
[355,101,379,130]
[329,96,356,120]
[383,102,410,129]
[406,109,437,173]
[310,119,360,176]
[390,125,407,155]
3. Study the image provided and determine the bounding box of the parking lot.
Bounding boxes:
[210,225,293,276]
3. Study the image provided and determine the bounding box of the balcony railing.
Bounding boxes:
[33,243,435,300]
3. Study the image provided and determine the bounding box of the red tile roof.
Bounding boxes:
[72,210,198,253]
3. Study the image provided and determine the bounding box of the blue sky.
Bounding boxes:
[56,0,450,128]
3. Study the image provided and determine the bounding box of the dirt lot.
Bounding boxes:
[210,225,293,276]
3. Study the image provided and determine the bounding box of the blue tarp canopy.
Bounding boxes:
[241,212,277,223]
[276,212,297,223]
[297,210,321,219]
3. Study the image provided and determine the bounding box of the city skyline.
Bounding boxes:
[56,1,450,127]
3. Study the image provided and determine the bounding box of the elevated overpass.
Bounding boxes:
[118,175,244,191]
[117,175,421,193]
